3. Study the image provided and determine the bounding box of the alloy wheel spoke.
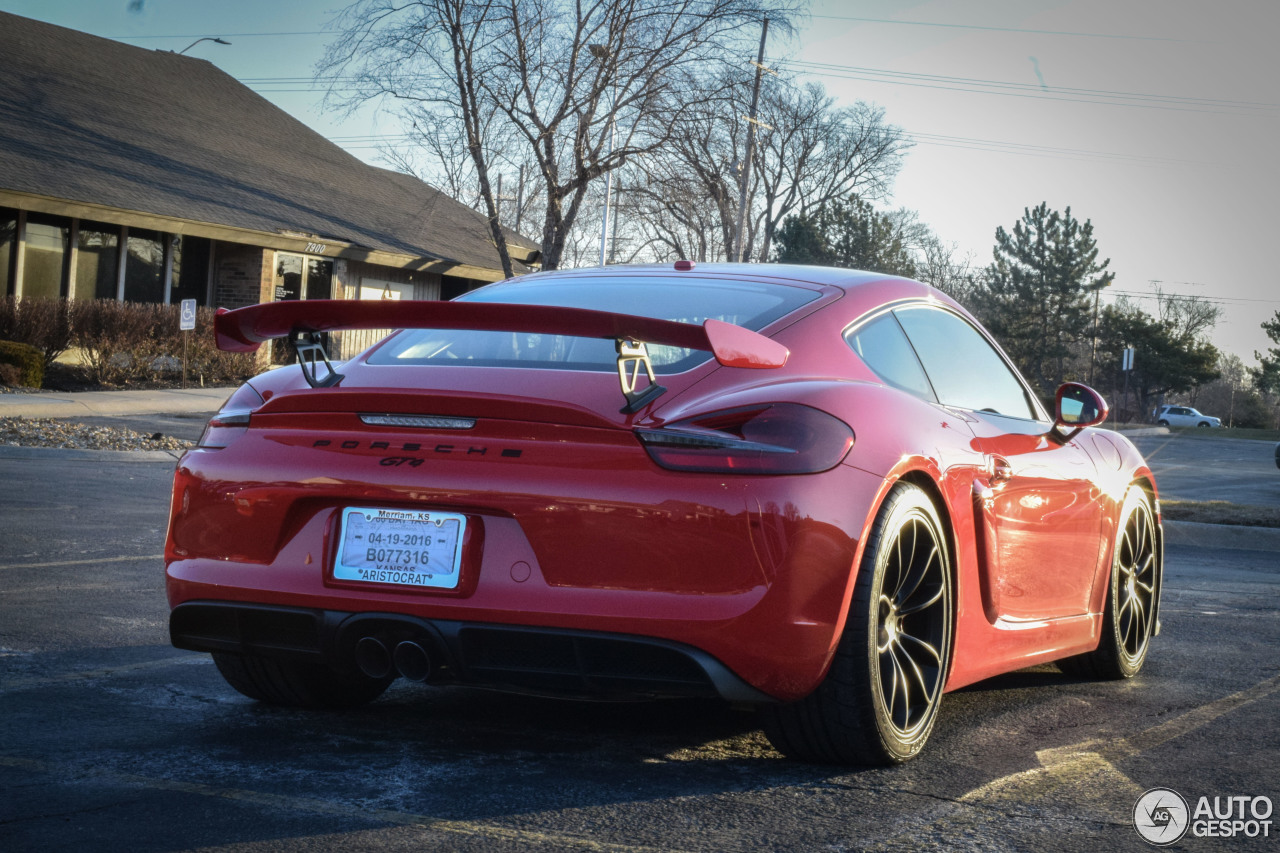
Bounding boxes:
[1130,595,1148,650]
[1135,551,1155,581]
[897,543,939,610]
[899,581,943,616]
[894,638,932,711]
[883,643,910,728]
[898,633,942,701]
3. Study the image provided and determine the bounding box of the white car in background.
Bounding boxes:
[1155,405,1222,428]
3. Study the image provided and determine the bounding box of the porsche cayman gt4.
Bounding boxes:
[165,262,1163,765]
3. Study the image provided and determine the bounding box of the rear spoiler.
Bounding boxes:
[215,299,789,412]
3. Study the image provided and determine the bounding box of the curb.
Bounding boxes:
[1162,520,1280,554]
[0,387,230,418]
[0,445,183,463]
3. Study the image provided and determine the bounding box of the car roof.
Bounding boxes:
[502,262,911,293]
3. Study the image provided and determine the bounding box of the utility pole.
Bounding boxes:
[590,44,616,266]
[732,18,769,264]
[515,164,525,238]
[1087,279,1110,385]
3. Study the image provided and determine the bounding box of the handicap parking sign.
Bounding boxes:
[180,299,197,331]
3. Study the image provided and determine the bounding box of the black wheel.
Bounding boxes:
[1157,419,1170,426]
[761,482,952,764]
[1059,486,1159,679]
[1197,422,1210,428]
[212,652,393,708]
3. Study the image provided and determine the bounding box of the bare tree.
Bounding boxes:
[748,93,909,262]
[612,71,908,265]
[320,0,799,272]
[1151,283,1222,342]
[913,235,982,303]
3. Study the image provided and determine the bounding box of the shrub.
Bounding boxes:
[70,300,162,385]
[0,362,21,387]
[69,300,257,386]
[0,339,45,387]
[0,296,73,367]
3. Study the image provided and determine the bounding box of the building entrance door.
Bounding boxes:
[271,253,333,361]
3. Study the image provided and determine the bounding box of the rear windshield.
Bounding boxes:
[367,275,819,373]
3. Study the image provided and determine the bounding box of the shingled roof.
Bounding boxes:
[0,11,538,280]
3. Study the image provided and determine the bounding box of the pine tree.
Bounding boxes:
[971,203,1114,398]
[773,198,916,278]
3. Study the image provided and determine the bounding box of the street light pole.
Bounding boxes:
[178,37,231,55]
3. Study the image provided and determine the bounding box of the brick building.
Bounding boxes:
[0,12,538,356]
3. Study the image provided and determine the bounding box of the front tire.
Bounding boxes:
[1059,486,1159,679]
[213,652,393,708]
[762,482,953,764]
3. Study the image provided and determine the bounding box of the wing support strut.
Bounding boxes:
[616,339,667,414]
[290,332,344,388]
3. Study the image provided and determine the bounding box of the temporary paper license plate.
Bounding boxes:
[334,508,465,589]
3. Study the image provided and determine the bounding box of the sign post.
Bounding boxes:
[180,299,196,389]
[1121,346,1135,422]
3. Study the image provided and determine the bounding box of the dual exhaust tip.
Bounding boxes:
[355,636,431,682]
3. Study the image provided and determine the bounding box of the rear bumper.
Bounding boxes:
[166,431,884,701]
[171,601,774,704]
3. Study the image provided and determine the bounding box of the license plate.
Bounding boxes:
[334,508,465,589]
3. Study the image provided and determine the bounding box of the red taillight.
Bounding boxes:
[196,382,265,448]
[636,403,854,474]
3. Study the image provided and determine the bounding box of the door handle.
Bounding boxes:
[986,454,1014,484]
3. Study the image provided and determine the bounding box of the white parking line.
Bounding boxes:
[864,672,1280,849]
[0,554,165,571]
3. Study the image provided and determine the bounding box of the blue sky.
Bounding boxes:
[4,0,1277,366]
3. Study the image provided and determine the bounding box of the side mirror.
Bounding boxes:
[1055,382,1109,428]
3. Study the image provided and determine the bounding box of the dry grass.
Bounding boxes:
[1160,500,1280,528]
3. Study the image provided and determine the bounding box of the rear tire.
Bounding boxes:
[213,652,393,708]
[1058,486,1159,679]
[761,482,952,764]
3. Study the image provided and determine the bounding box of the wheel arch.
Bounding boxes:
[842,466,960,688]
[895,469,961,683]
[1131,474,1165,638]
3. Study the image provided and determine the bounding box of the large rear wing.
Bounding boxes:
[215,299,789,412]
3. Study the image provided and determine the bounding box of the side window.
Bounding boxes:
[893,306,1039,420]
[845,311,935,402]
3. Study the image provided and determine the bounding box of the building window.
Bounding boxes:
[74,222,121,301]
[171,235,211,306]
[0,209,15,296]
[273,253,332,300]
[307,257,333,299]
[22,215,70,300]
[124,228,164,303]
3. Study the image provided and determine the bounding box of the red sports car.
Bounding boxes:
[165,263,1162,765]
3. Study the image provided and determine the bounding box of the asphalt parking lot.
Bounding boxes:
[1,429,1277,851]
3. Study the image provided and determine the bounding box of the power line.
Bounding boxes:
[899,129,1202,168]
[807,15,1199,43]
[784,60,1278,116]
[107,31,331,39]
[1111,289,1280,306]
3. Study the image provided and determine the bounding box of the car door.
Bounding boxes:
[892,306,1105,621]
